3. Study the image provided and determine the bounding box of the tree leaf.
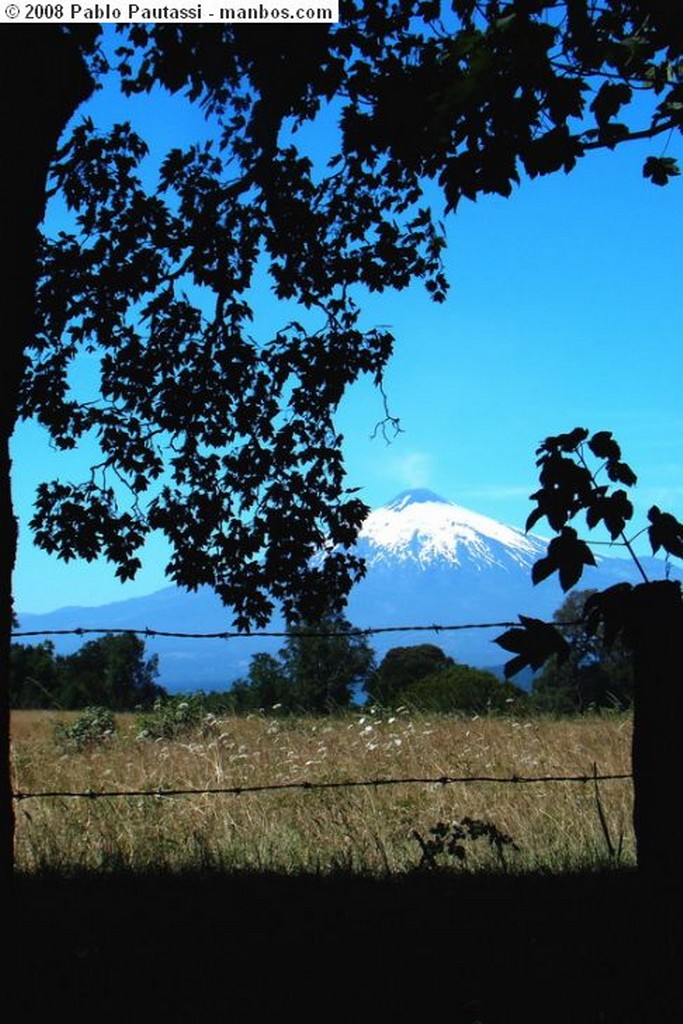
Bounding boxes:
[495,616,570,678]
[588,430,621,461]
[648,506,683,559]
[590,82,632,127]
[643,156,681,186]
[606,461,637,487]
[532,528,596,592]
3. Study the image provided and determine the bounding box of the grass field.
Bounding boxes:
[12,707,634,875]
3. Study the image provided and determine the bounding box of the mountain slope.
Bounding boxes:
[16,489,680,690]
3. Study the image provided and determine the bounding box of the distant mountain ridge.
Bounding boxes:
[16,489,681,691]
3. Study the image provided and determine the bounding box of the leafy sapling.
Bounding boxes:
[412,818,519,871]
[495,428,683,677]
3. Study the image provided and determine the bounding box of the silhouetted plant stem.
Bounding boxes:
[576,447,650,585]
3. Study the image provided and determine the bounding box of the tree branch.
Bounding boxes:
[581,117,679,151]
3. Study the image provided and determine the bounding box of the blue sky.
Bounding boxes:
[12,31,683,614]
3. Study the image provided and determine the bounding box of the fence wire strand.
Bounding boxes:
[13,770,633,803]
[12,620,529,641]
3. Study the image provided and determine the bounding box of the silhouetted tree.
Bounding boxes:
[10,634,164,710]
[368,643,454,705]
[3,26,99,878]
[3,7,681,874]
[9,641,60,710]
[229,618,374,713]
[402,662,526,715]
[58,634,163,711]
[279,616,375,713]
[232,653,289,713]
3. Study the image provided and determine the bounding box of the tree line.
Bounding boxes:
[10,590,632,716]
[10,633,164,712]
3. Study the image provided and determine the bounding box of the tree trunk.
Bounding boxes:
[1,27,95,879]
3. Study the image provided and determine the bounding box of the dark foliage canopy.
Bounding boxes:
[22,4,682,630]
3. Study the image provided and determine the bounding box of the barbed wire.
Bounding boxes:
[12,618,581,642]
[13,769,632,802]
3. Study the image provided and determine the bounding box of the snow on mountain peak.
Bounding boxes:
[357,489,544,571]
[385,489,452,512]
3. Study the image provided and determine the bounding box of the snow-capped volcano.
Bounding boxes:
[356,488,544,572]
[344,488,557,669]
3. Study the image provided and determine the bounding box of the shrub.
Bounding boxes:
[53,706,117,752]
[136,694,209,740]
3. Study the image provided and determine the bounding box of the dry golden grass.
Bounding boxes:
[11,707,634,875]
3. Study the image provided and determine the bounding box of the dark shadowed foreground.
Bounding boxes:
[12,869,681,1023]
